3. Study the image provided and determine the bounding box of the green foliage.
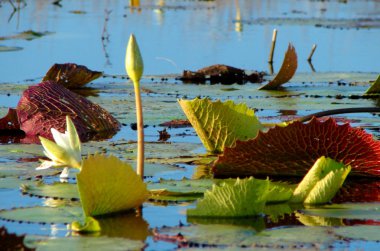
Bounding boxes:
[290,156,351,204]
[77,153,148,216]
[187,177,270,217]
[179,98,263,153]
[365,74,380,94]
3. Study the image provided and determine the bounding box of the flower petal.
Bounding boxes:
[51,128,71,151]
[66,116,81,159]
[60,167,70,179]
[36,161,55,170]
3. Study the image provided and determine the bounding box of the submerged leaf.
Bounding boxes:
[16,81,120,143]
[0,108,21,130]
[77,154,148,216]
[214,118,380,178]
[259,44,298,90]
[187,177,269,217]
[291,157,351,204]
[179,98,263,153]
[365,74,380,94]
[42,63,102,88]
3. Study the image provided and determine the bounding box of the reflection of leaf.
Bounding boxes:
[97,214,149,241]
[77,154,148,216]
[43,63,102,89]
[0,226,34,251]
[300,203,380,221]
[296,212,344,226]
[187,177,269,217]
[291,157,351,204]
[179,98,263,153]
[365,74,380,94]
[214,118,380,178]
[259,44,297,90]
[16,81,120,143]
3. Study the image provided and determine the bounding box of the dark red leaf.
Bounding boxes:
[213,118,380,178]
[333,178,380,203]
[42,63,102,88]
[0,108,20,130]
[17,81,120,142]
[0,226,35,251]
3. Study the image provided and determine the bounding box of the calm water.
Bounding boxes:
[1,0,380,83]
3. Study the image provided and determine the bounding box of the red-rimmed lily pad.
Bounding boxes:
[42,63,103,89]
[0,81,120,143]
[214,117,380,178]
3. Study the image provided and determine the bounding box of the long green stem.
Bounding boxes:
[134,81,144,179]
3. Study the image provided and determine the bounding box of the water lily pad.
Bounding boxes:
[179,98,263,153]
[300,203,380,221]
[0,45,23,52]
[214,117,380,178]
[0,30,52,41]
[21,182,79,200]
[25,235,145,251]
[0,206,83,224]
[335,226,380,241]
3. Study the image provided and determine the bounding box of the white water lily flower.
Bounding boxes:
[37,116,82,178]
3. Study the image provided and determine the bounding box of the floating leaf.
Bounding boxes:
[179,98,263,153]
[214,118,380,177]
[15,81,120,143]
[365,74,380,94]
[42,63,103,89]
[0,206,83,224]
[77,154,148,216]
[21,182,79,200]
[0,30,52,41]
[187,177,269,217]
[334,226,380,241]
[259,44,298,90]
[334,178,380,203]
[26,236,145,251]
[291,157,351,204]
[180,64,264,84]
[0,45,23,52]
[0,226,34,251]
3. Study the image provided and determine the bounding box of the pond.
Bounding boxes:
[0,0,380,250]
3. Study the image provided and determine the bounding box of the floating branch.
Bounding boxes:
[307,44,317,62]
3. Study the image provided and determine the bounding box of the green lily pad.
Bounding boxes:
[0,177,34,189]
[25,236,145,251]
[155,224,380,248]
[0,206,83,224]
[335,226,380,241]
[21,182,79,200]
[300,203,380,221]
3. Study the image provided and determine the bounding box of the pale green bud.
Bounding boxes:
[125,34,144,84]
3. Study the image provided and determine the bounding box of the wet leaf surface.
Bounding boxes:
[214,118,380,178]
[42,63,103,89]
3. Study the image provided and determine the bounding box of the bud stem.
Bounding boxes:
[133,81,144,179]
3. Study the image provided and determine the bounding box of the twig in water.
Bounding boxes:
[101,9,112,66]
[268,29,277,63]
[307,44,317,62]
